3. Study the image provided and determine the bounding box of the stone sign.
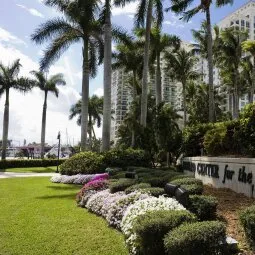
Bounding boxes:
[182,157,255,198]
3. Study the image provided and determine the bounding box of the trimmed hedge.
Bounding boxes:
[188,195,218,221]
[140,187,165,197]
[240,205,255,249]
[125,183,151,194]
[60,151,105,175]
[164,221,226,255]
[103,148,151,168]
[181,184,203,195]
[0,159,66,169]
[133,210,196,255]
[171,177,202,186]
[109,178,137,193]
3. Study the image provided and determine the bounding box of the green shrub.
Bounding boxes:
[140,187,165,197]
[59,151,105,175]
[134,210,196,255]
[0,159,66,169]
[142,176,168,187]
[171,177,202,186]
[164,221,226,255]
[181,184,203,195]
[105,167,122,176]
[188,195,218,221]
[240,205,255,249]
[109,178,137,193]
[103,148,151,168]
[125,183,151,194]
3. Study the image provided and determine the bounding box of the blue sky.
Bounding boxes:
[0,0,250,146]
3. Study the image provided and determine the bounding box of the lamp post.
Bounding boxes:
[56,131,61,173]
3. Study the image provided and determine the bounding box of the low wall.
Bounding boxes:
[182,157,255,198]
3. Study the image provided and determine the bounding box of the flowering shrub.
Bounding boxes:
[76,178,109,206]
[106,191,151,229]
[91,173,109,182]
[51,174,96,184]
[121,196,186,254]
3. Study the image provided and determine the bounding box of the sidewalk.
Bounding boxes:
[0,172,60,179]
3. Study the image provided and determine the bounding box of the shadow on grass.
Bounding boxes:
[0,169,7,172]
[35,193,76,200]
[46,185,81,191]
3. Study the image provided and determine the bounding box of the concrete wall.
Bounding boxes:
[182,157,255,198]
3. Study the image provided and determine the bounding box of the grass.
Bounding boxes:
[0,166,57,173]
[0,177,128,255]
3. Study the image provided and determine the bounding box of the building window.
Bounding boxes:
[241,20,245,26]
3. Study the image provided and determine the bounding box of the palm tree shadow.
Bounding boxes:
[36,193,76,200]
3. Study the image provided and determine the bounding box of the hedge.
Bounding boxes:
[140,187,165,197]
[60,151,105,175]
[171,177,202,186]
[109,178,137,193]
[133,210,196,255]
[125,183,151,194]
[188,195,218,221]
[164,221,226,255]
[0,159,66,169]
[240,205,255,249]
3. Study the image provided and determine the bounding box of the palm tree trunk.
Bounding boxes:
[156,51,162,105]
[131,130,135,148]
[251,56,255,104]
[140,0,152,127]
[81,39,90,151]
[92,125,96,139]
[1,88,9,160]
[205,7,215,123]
[132,70,137,100]
[40,91,48,159]
[102,2,112,152]
[233,71,239,119]
[182,81,187,127]
[228,93,233,115]
[88,116,93,150]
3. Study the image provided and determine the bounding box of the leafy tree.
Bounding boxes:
[240,58,253,104]
[31,0,104,151]
[69,95,103,149]
[0,59,33,159]
[169,0,234,123]
[31,71,66,158]
[215,28,248,118]
[165,48,199,126]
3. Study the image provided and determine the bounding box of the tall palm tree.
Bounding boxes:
[136,27,180,105]
[0,59,33,159]
[135,0,163,127]
[69,95,103,149]
[215,28,248,119]
[31,71,66,158]
[240,58,253,104]
[242,40,255,103]
[165,48,199,126]
[169,0,234,123]
[31,0,104,151]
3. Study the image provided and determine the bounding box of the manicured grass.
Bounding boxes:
[0,166,57,173]
[0,177,128,255]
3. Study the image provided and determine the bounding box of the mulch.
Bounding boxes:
[203,185,255,255]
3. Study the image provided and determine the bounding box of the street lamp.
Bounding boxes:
[56,131,61,173]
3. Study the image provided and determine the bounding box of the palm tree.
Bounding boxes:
[31,71,66,158]
[135,0,164,127]
[31,0,104,151]
[136,27,180,105]
[240,58,253,104]
[242,40,255,103]
[215,28,248,118]
[169,0,234,123]
[165,48,199,126]
[0,59,33,159]
[69,95,103,149]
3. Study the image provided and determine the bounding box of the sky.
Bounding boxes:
[0,0,250,146]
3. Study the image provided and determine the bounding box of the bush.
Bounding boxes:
[59,151,105,175]
[164,221,226,255]
[105,167,122,176]
[109,178,137,193]
[188,195,218,221]
[133,210,197,255]
[125,183,151,194]
[142,173,179,188]
[181,184,203,195]
[140,187,165,197]
[0,159,66,169]
[240,205,255,249]
[171,177,202,186]
[103,148,151,168]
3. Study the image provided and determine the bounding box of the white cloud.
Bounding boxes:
[16,4,44,18]
[112,2,138,16]
[163,13,192,28]
[0,27,26,45]
[93,88,104,97]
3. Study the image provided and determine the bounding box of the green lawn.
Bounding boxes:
[0,177,128,255]
[0,166,57,173]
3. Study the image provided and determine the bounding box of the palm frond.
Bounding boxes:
[135,0,147,28]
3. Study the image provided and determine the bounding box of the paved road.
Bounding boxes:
[0,172,60,179]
